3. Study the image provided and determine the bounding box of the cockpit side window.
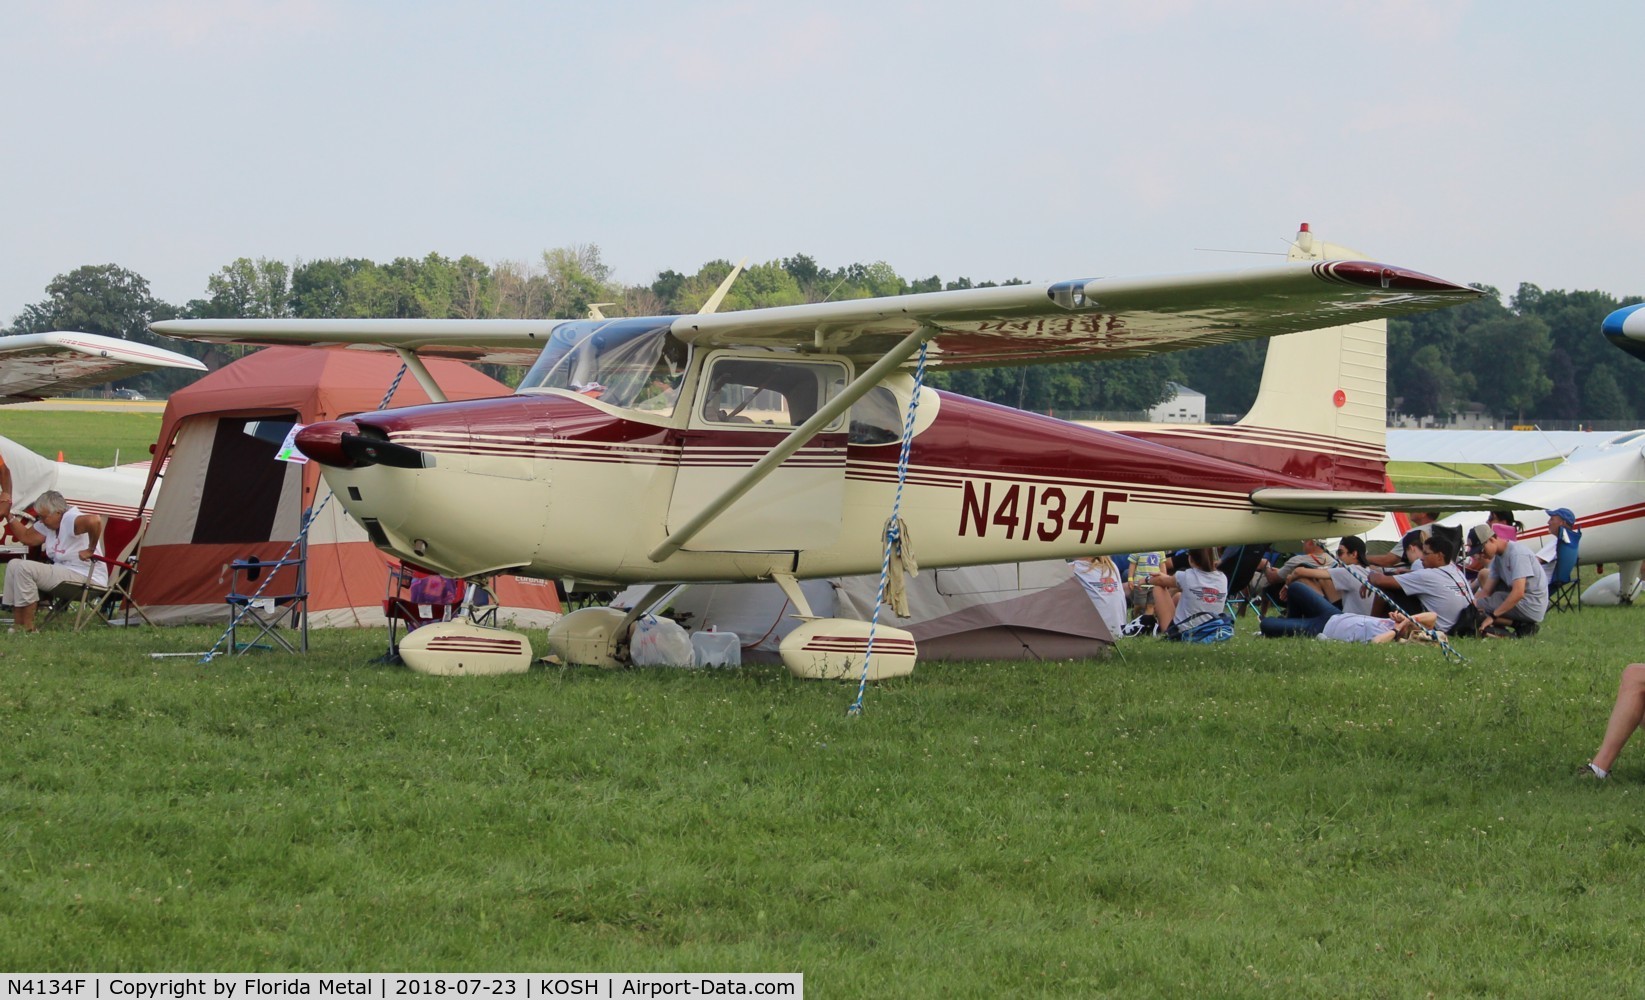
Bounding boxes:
[517,319,688,415]
[700,358,848,430]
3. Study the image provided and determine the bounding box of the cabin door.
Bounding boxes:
[666,354,850,552]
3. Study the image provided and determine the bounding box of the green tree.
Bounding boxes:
[541,244,614,318]
[719,261,805,311]
[1463,315,1552,421]
[290,258,374,318]
[200,257,291,318]
[8,263,216,392]
[11,263,162,341]
[1583,366,1630,422]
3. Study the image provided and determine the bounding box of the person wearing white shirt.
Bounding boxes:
[2,490,105,633]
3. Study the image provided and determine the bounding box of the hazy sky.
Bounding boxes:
[3,1,1640,322]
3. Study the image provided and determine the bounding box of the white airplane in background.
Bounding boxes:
[1372,302,1645,597]
[0,435,154,523]
[149,225,1516,676]
[0,330,204,405]
[0,331,203,543]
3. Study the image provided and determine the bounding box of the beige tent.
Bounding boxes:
[132,347,562,627]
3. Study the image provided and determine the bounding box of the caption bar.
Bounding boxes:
[3,976,801,1000]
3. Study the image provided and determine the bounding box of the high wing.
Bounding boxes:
[673,259,1476,367]
[145,319,567,367]
[149,259,1476,368]
[0,331,207,404]
[1385,428,1631,467]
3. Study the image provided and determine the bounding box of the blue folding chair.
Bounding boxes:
[1548,528,1582,612]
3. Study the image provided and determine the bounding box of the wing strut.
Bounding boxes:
[393,348,449,404]
[648,325,937,563]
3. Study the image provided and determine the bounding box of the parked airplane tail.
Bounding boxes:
[1236,225,1388,480]
[1119,226,1390,494]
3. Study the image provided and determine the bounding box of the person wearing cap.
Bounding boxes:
[1544,507,1580,547]
[1470,521,1547,636]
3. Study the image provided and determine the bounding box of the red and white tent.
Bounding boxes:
[132,347,562,626]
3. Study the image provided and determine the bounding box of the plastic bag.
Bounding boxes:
[629,614,696,667]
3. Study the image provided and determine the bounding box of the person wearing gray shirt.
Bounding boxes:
[1369,532,1474,633]
[1468,523,1547,634]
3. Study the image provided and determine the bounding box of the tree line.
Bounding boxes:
[6,249,1641,422]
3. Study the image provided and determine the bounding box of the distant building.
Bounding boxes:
[1148,382,1206,423]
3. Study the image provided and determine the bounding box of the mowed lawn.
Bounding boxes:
[0,409,165,468]
[3,611,1644,994]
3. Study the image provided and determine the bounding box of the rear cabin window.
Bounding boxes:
[848,386,904,444]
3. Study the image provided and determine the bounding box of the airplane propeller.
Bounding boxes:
[295,420,430,470]
[339,432,430,470]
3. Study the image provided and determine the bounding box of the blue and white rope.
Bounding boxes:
[1327,551,1468,663]
[379,364,409,410]
[848,343,929,715]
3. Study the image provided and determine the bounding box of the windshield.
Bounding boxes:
[517,318,689,414]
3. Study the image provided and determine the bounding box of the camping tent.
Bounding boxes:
[131,347,562,627]
[614,560,1114,661]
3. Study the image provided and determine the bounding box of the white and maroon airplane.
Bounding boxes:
[0,332,201,546]
[151,226,1499,675]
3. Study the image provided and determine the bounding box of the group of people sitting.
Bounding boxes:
[1073,505,1574,646]
[1256,511,1554,643]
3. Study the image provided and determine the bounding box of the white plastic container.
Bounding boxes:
[691,628,742,668]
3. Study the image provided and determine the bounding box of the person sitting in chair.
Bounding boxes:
[2,491,105,633]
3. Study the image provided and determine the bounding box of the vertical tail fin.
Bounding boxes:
[1235,224,1388,490]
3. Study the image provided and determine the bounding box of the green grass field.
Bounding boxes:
[3,610,1643,992]
[5,410,1638,991]
[0,410,165,467]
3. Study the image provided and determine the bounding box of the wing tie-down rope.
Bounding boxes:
[194,366,409,662]
[848,343,929,716]
[1326,549,1468,663]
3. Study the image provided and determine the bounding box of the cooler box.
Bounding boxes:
[692,629,741,667]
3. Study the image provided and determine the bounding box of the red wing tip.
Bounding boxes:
[1319,260,1477,294]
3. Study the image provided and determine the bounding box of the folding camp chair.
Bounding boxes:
[1219,543,1270,617]
[226,552,309,653]
[383,562,465,660]
[74,515,153,629]
[1548,529,1582,612]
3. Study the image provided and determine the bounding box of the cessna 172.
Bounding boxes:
[151,227,1499,675]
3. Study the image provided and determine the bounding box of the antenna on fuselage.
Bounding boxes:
[697,258,748,315]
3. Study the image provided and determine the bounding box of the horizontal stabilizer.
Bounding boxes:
[1250,489,1540,514]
